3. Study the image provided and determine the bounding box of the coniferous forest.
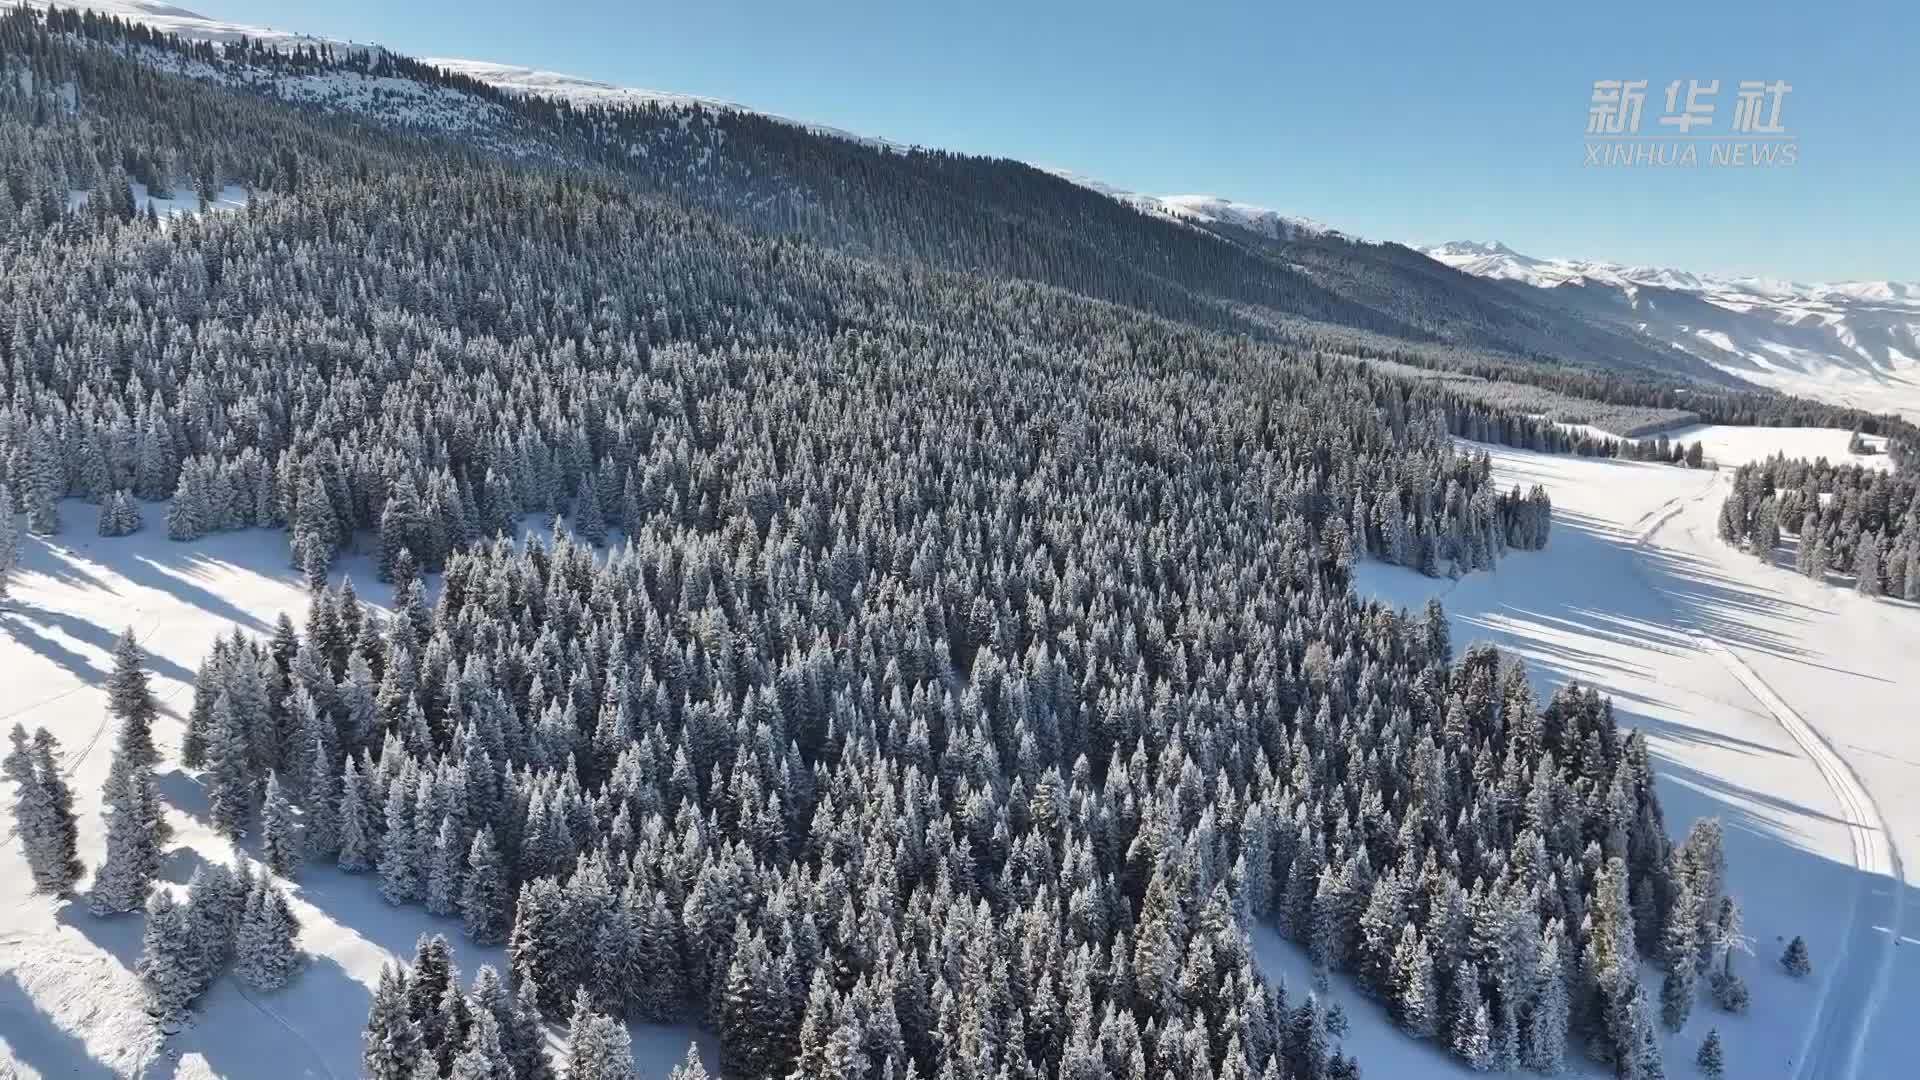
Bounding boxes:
[0,8,1774,1080]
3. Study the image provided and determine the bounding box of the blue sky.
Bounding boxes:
[195,0,1915,282]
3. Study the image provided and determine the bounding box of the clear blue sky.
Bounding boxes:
[194,0,1915,282]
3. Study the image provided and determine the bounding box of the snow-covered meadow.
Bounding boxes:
[1351,443,1918,1080]
[0,509,713,1078]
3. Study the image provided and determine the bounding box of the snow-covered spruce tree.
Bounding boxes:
[451,1009,513,1080]
[105,627,160,772]
[138,889,201,1022]
[235,876,302,990]
[365,961,423,1080]
[379,770,422,905]
[0,483,20,600]
[460,826,508,943]
[6,726,83,894]
[337,756,376,873]
[260,771,300,876]
[204,690,255,838]
[97,490,144,536]
[565,988,635,1080]
[90,764,165,915]
[185,860,252,991]
[1696,1029,1724,1078]
[1781,935,1811,977]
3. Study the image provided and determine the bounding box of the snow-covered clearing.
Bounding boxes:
[1659,424,1893,471]
[0,505,712,1079]
[66,183,250,222]
[1341,444,1920,1079]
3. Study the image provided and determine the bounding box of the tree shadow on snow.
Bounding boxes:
[0,969,122,1080]
[0,602,196,685]
[154,768,213,828]
[54,900,147,972]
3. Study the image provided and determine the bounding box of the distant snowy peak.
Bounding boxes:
[1426,239,1920,422]
[1042,170,1340,241]
[1420,240,1916,307]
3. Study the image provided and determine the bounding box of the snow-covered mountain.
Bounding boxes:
[1043,169,1339,241]
[1425,240,1920,421]
[9,0,365,50]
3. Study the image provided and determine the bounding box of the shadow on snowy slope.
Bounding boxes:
[0,968,120,1079]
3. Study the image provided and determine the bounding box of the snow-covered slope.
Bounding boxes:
[422,58,908,152]
[0,508,715,1080]
[1355,438,1920,1080]
[1424,241,1920,421]
[1042,168,1340,240]
[8,0,365,51]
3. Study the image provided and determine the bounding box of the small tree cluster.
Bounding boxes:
[4,725,83,894]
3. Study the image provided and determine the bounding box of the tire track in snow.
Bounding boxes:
[1692,635,1902,1080]
[1633,471,1902,1080]
[232,981,340,1080]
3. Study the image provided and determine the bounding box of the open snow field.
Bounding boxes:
[0,509,712,1079]
[1661,424,1894,471]
[1353,445,1919,1080]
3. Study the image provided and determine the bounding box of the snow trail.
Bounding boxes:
[1631,469,1904,1080]
[1691,635,1903,1080]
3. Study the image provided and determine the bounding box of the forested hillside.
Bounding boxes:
[0,8,1750,1080]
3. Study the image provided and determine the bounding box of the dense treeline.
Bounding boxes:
[1719,456,1920,598]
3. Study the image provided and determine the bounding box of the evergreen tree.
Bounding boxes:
[6,728,83,894]
[205,689,255,838]
[460,827,508,944]
[90,766,165,915]
[105,627,160,770]
[1695,1030,1724,1079]
[366,962,423,1080]
[1781,935,1811,978]
[566,990,636,1080]
[337,757,376,872]
[138,889,201,1022]
[261,771,300,876]
[0,483,19,600]
[235,877,302,990]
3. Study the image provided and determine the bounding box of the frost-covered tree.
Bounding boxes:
[235,876,302,990]
[260,771,300,876]
[337,757,376,873]
[366,962,423,1080]
[5,727,83,894]
[566,989,635,1080]
[105,627,160,771]
[204,690,255,838]
[0,483,20,599]
[138,889,200,1022]
[90,765,165,915]
[1781,935,1811,978]
[1696,1029,1724,1078]
[460,827,508,944]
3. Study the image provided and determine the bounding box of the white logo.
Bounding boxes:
[1584,78,1796,167]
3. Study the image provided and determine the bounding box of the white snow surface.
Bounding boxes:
[67,182,250,221]
[0,507,715,1079]
[1423,241,1920,422]
[1332,440,1920,1079]
[1041,168,1342,241]
[7,0,364,51]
